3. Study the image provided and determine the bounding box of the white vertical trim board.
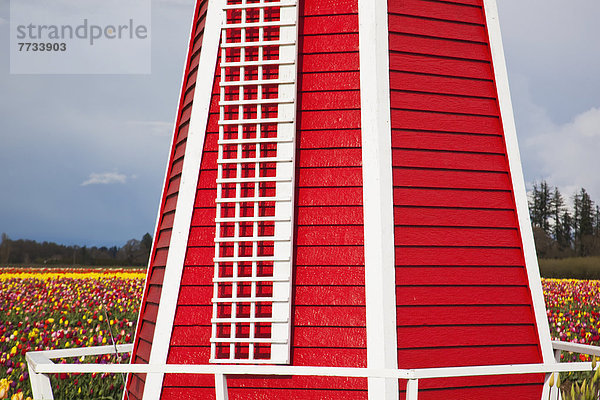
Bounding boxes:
[142,1,227,399]
[358,0,399,399]
[483,0,554,364]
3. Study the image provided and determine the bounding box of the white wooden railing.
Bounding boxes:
[26,341,600,400]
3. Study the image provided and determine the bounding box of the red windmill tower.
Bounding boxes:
[126,0,554,398]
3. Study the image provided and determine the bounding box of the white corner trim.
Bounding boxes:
[142,1,226,399]
[358,0,399,399]
[483,0,554,363]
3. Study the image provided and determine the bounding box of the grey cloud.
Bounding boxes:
[81,172,128,186]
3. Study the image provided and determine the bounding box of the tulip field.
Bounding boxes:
[1,270,600,399]
[0,268,144,399]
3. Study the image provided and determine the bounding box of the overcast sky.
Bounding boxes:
[0,0,599,246]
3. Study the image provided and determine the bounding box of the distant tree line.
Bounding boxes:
[529,181,600,258]
[0,232,153,266]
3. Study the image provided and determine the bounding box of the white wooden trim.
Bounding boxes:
[482,0,554,364]
[358,0,399,399]
[215,374,229,400]
[210,0,299,366]
[28,358,599,379]
[141,1,226,399]
[406,379,419,400]
[29,341,600,398]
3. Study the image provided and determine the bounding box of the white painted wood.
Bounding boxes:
[220,78,295,87]
[483,0,554,364]
[141,1,226,399]
[548,347,562,400]
[358,0,399,399]
[406,379,419,400]
[26,352,54,400]
[29,358,600,379]
[211,0,298,365]
[222,1,296,10]
[214,373,229,400]
[34,340,600,398]
[553,340,600,356]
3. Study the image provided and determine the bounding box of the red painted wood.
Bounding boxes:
[134,339,152,362]
[394,207,517,227]
[389,53,493,80]
[300,72,361,92]
[298,168,363,188]
[173,305,212,326]
[190,207,216,227]
[294,305,365,326]
[303,0,358,16]
[389,0,483,25]
[389,72,496,100]
[148,267,165,285]
[394,226,520,247]
[296,187,363,206]
[291,347,366,367]
[391,149,507,172]
[296,225,364,246]
[296,148,362,167]
[394,266,528,286]
[391,130,504,153]
[395,246,525,266]
[396,305,535,326]
[396,325,539,348]
[297,129,361,148]
[295,246,364,265]
[393,188,515,209]
[300,53,360,73]
[388,14,487,42]
[393,169,511,190]
[302,14,359,35]
[299,110,361,130]
[183,246,214,266]
[175,285,212,305]
[170,326,210,346]
[291,327,366,347]
[390,110,501,134]
[390,91,499,116]
[295,286,365,306]
[302,34,359,53]
[295,266,365,285]
[178,266,213,285]
[299,91,361,110]
[162,374,366,391]
[395,286,534,306]
[389,34,490,61]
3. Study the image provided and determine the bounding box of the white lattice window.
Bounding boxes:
[210,0,298,364]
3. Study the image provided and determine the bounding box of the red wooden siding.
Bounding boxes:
[126,1,209,399]
[158,0,368,398]
[388,0,544,398]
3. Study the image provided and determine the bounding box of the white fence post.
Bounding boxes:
[215,373,229,400]
[26,352,54,400]
[406,379,418,400]
[548,347,563,400]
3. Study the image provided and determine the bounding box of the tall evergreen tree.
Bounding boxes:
[529,180,552,234]
[550,186,565,241]
[573,188,595,256]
